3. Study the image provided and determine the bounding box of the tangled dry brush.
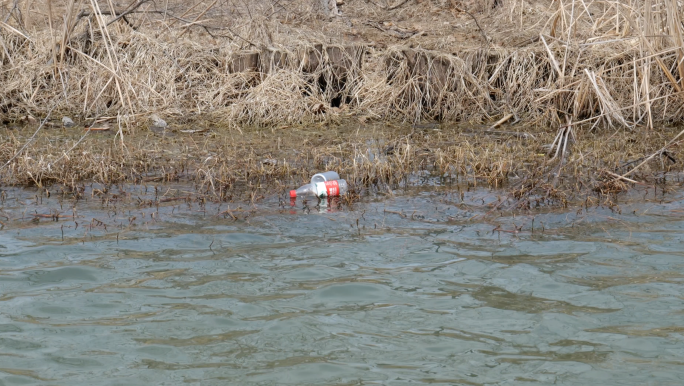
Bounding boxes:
[0,0,682,128]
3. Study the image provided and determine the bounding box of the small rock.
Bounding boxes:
[150,114,168,129]
[62,116,75,128]
[150,114,168,134]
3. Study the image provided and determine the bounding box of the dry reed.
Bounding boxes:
[0,0,681,127]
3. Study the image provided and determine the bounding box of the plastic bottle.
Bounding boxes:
[290,179,348,199]
[311,171,340,184]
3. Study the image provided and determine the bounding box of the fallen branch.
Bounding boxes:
[0,20,32,41]
[487,113,513,130]
[619,128,684,179]
[218,208,237,220]
[600,170,648,186]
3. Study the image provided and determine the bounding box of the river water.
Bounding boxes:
[1,185,683,385]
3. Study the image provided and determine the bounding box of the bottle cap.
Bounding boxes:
[289,190,297,198]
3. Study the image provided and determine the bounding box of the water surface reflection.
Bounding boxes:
[0,187,683,385]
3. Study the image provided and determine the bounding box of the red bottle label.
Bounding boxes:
[324,180,339,196]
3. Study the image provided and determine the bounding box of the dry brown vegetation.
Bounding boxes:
[1,1,684,205]
[0,0,682,126]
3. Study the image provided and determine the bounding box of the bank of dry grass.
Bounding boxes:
[0,1,682,127]
[1,1,684,205]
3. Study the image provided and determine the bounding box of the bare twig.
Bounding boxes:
[487,113,513,130]
[620,127,684,179]
[387,0,411,11]
[106,0,152,26]
[179,0,218,37]
[0,106,56,172]
[451,4,491,47]
[602,170,646,186]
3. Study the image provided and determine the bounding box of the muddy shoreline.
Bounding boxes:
[2,120,683,211]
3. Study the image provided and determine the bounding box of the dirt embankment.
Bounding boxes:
[1,1,684,207]
[1,0,683,127]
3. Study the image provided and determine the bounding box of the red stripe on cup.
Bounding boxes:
[324,180,339,196]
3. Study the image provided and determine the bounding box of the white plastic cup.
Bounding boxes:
[311,171,340,184]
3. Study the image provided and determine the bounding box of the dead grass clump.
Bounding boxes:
[594,173,629,196]
[223,45,366,125]
[226,70,317,125]
[379,46,557,123]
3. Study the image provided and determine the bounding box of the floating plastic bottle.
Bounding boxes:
[290,179,348,199]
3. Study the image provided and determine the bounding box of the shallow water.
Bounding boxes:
[1,186,684,385]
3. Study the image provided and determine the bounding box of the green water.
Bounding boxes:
[1,185,684,385]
